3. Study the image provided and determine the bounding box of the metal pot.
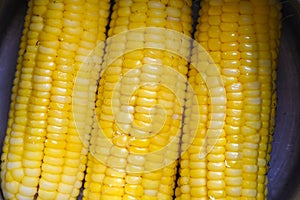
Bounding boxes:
[0,1,299,199]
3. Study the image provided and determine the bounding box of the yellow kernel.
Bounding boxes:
[221,13,238,22]
[190,186,207,197]
[208,15,221,25]
[125,184,144,196]
[221,42,238,51]
[189,178,206,187]
[208,6,222,15]
[207,171,224,180]
[208,26,220,38]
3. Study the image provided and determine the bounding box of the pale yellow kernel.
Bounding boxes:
[148,1,165,9]
[207,171,224,180]
[221,13,238,22]
[243,148,258,158]
[225,168,242,177]
[116,112,133,124]
[240,43,257,54]
[146,17,166,27]
[107,156,127,169]
[225,176,243,186]
[39,178,57,191]
[190,168,207,178]
[125,175,142,185]
[148,9,166,18]
[208,189,226,198]
[226,186,241,197]
[220,60,240,68]
[101,195,122,200]
[166,7,181,18]
[23,151,43,160]
[42,163,62,174]
[241,188,257,197]
[225,151,240,160]
[142,178,160,189]
[190,186,207,197]
[189,177,206,187]
[103,176,125,187]
[125,184,144,196]
[207,154,225,162]
[111,146,129,158]
[243,165,258,173]
[227,92,243,100]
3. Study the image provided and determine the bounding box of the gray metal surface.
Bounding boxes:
[268,1,300,199]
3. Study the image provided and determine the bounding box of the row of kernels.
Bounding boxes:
[71,0,104,150]
[209,1,242,198]
[83,154,106,200]
[41,0,100,198]
[109,13,145,146]
[165,0,192,34]
[177,65,208,198]
[133,49,163,137]
[94,31,140,197]
[143,1,193,197]
[201,4,227,197]
[253,1,272,199]
[207,142,226,198]
[156,163,177,198]
[79,10,111,196]
[16,1,56,199]
[178,73,208,199]
[238,3,260,197]
[37,0,78,197]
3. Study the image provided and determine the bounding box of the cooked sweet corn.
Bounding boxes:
[82,0,193,199]
[0,0,110,199]
[0,0,281,199]
[176,0,281,199]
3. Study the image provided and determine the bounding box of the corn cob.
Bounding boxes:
[1,1,49,198]
[83,0,193,199]
[1,0,282,199]
[0,0,110,199]
[176,0,281,199]
[0,0,34,196]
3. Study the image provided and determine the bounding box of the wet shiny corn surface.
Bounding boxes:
[0,0,283,199]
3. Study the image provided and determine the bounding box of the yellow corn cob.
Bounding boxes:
[83,0,193,199]
[1,1,49,198]
[1,0,282,199]
[0,0,110,199]
[0,0,34,194]
[176,0,281,199]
